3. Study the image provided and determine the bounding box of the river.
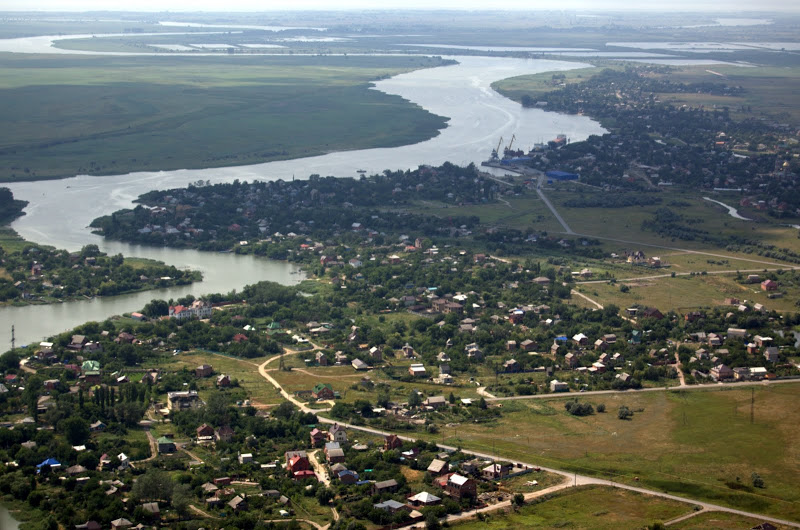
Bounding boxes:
[2,55,606,348]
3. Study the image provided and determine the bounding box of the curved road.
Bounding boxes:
[253,352,799,528]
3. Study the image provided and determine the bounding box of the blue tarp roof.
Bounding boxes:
[555,336,568,342]
[36,458,61,472]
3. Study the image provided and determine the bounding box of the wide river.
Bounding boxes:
[2,55,605,348]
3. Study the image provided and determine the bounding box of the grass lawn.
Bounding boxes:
[155,351,284,407]
[654,65,800,126]
[0,227,26,253]
[576,270,800,314]
[453,485,693,529]
[670,510,793,529]
[0,54,449,182]
[411,384,800,522]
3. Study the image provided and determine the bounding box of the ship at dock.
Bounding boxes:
[482,133,568,168]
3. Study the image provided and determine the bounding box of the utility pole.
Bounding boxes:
[10,325,14,353]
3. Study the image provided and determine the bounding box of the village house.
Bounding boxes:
[521,339,537,352]
[408,491,442,507]
[315,351,328,366]
[372,479,399,495]
[441,473,477,499]
[409,364,427,377]
[550,380,569,392]
[328,423,348,444]
[564,353,578,369]
[310,428,327,446]
[195,364,213,378]
[482,463,511,480]
[156,437,176,453]
[424,395,448,410]
[215,425,234,443]
[312,383,335,400]
[351,358,369,371]
[216,374,231,387]
[764,347,779,363]
[427,458,449,476]
[384,434,403,451]
[504,359,521,373]
[711,364,734,381]
[761,279,778,291]
[167,390,202,411]
[196,424,215,441]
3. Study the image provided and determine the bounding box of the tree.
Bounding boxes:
[751,472,764,488]
[408,391,422,408]
[512,493,525,507]
[171,483,192,516]
[425,512,441,530]
[131,468,174,502]
[597,403,606,413]
[273,401,295,420]
[478,397,487,410]
[618,406,634,420]
[448,392,455,404]
[61,417,90,446]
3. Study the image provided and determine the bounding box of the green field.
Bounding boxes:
[415,384,800,522]
[576,270,800,314]
[453,485,692,529]
[0,54,449,181]
[670,510,792,529]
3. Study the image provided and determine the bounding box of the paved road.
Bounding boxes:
[536,185,574,234]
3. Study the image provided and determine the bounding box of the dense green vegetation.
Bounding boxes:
[0,54,450,181]
[0,187,27,225]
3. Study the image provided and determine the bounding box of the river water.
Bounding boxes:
[2,55,606,348]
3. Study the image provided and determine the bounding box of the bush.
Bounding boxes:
[564,400,594,416]
[618,406,634,420]
[597,403,606,413]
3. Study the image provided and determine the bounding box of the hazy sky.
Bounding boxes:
[2,0,798,12]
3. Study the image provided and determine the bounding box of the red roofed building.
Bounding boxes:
[232,334,248,343]
[384,434,402,451]
[761,279,778,291]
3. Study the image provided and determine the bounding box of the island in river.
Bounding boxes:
[0,188,201,306]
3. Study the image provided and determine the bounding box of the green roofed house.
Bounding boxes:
[312,383,335,400]
[82,360,101,373]
[267,322,282,334]
[629,330,642,344]
[81,360,102,384]
[157,437,176,453]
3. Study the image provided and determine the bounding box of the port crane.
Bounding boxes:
[491,136,503,160]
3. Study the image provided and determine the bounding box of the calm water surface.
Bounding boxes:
[3,55,606,347]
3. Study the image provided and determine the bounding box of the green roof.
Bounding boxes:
[82,360,100,371]
[313,383,333,393]
[157,437,174,445]
[267,322,281,329]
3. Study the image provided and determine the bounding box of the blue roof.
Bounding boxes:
[355,480,371,486]
[37,458,61,472]
[555,336,568,342]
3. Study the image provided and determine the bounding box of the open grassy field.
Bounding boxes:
[576,269,800,313]
[0,227,26,253]
[652,66,800,126]
[0,54,448,182]
[415,384,800,522]
[154,351,283,407]
[670,510,792,529]
[454,485,693,529]
[491,66,609,102]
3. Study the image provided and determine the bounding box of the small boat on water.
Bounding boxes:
[356,169,366,174]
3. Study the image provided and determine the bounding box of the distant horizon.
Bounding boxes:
[1,1,798,14]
